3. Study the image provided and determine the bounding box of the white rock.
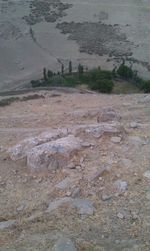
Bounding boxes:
[111,136,122,143]
[114,180,128,193]
[146,192,150,200]
[27,135,83,172]
[143,170,150,178]
[130,122,138,129]
[55,177,71,190]
[97,108,121,122]
[0,220,17,230]
[117,212,125,219]
[8,129,68,161]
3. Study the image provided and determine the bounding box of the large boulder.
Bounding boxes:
[97,108,121,123]
[8,129,68,161]
[27,135,83,172]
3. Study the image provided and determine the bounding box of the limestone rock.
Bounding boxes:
[52,237,77,251]
[46,197,72,213]
[143,170,150,178]
[111,136,122,143]
[46,197,94,215]
[84,123,122,137]
[130,122,138,129]
[72,198,94,215]
[55,177,72,190]
[97,108,121,123]
[8,129,68,161]
[27,135,82,172]
[0,220,17,230]
[114,180,128,193]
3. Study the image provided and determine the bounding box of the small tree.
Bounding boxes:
[141,80,150,93]
[78,63,84,76]
[69,60,72,74]
[43,67,47,82]
[112,67,117,78]
[47,70,53,79]
[61,64,64,75]
[90,79,114,93]
[117,63,133,80]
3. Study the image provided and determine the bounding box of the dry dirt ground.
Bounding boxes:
[0,0,150,90]
[0,90,150,251]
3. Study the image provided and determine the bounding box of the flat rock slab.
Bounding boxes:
[8,129,68,161]
[97,108,121,123]
[52,237,77,251]
[46,197,94,215]
[0,220,17,230]
[27,135,83,171]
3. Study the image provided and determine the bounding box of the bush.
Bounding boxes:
[31,80,42,87]
[117,64,133,80]
[89,68,112,82]
[90,79,114,93]
[48,75,66,86]
[141,80,150,93]
[64,75,78,87]
[47,70,53,78]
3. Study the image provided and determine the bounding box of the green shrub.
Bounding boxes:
[141,80,150,93]
[47,70,53,78]
[90,79,114,93]
[78,64,84,76]
[117,64,133,80]
[64,75,78,87]
[89,68,112,81]
[48,75,66,86]
[31,80,42,87]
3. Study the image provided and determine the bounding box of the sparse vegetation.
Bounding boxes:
[140,80,150,93]
[30,60,150,93]
[0,94,45,107]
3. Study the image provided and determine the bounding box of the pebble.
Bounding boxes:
[146,192,150,200]
[114,180,128,193]
[55,177,71,190]
[101,194,112,201]
[143,170,150,179]
[131,211,138,220]
[17,204,26,212]
[111,136,122,143]
[117,212,125,219]
[130,122,138,129]
[71,187,81,198]
[81,142,91,147]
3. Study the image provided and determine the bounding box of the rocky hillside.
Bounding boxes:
[0,91,150,250]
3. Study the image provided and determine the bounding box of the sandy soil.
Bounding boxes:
[0,0,150,91]
[0,90,150,250]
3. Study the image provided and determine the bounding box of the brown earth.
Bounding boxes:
[0,90,150,250]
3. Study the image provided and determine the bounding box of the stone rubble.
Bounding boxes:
[46,197,94,215]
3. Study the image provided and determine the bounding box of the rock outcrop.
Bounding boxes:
[27,135,83,171]
[97,108,121,123]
